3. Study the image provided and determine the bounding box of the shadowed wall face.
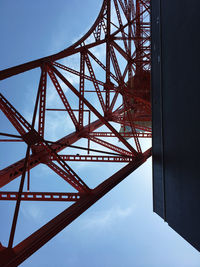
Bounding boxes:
[152,0,200,252]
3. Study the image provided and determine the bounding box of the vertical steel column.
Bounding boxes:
[38,64,47,138]
[79,52,85,128]
[105,0,111,112]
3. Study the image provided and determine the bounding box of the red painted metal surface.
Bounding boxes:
[0,0,151,265]
[0,192,82,202]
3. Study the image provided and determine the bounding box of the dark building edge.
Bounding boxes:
[151,0,200,252]
[151,0,166,220]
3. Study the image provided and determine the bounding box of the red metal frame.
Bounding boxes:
[0,0,151,265]
[0,192,82,202]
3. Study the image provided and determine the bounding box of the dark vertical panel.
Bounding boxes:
[151,0,165,219]
[152,0,200,251]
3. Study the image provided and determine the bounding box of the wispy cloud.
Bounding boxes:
[81,205,134,230]
[21,204,43,222]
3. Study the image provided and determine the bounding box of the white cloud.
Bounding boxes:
[81,205,134,230]
[21,204,43,222]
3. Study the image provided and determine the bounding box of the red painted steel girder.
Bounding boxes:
[0,192,82,202]
[0,0,151,265]
[89,132,152,137]
[50,155,134,162]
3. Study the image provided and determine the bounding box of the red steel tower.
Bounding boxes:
[0,0,151,265]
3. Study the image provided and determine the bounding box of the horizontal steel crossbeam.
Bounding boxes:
[50,155,133,162]
[0,192,82,202]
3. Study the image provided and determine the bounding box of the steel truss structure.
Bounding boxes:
[0,0,151,265]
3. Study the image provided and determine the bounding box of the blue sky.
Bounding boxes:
[0,1,200,266]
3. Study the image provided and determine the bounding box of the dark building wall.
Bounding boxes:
[151,0,200,251]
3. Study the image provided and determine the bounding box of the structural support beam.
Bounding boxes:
[0,148,151,267]
[50,155,133,162]
[0,192,82,202]
[89,132,152,138]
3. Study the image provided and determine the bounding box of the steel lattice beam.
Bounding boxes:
[0,192,82,202]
